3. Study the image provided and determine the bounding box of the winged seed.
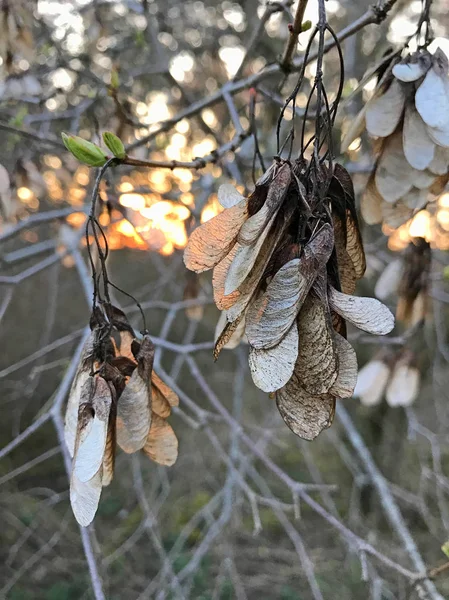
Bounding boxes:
[238,162,291,246]
[183,198,248,272]
[328,286,395,335]
[276,377,335,441]
[403,103,435,170]
[295,294,338,394]
[116,336,153,453]
[415,67,449,130]
[329,333,358,399]
[143,414,178,466]
[73,377,111,483]
[366,79,405,138]
[218,184,244,208]
[248,322,298,393]
[70,467,103,527]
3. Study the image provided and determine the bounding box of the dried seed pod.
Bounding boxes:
[143,414,178,466]
[248,322,298,393]
[385,351,420,406]
[246,224,334,349]
[65,330,100,458]
[184,195,248,272]
[354,356,391,407]
[116,335,154,453]
[276,377,335,441]
[396,237,431,326]
[348,47,449,228]
[70,376,112,526]
[184,158,394,440]
[374,257,404,300]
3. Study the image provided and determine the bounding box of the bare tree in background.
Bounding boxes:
[2,0,449,598]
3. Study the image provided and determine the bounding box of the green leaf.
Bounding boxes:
[301,20,312,32]
[102,131,126,159]
[62,133,108,167]
[442,541,449,558]
[110,68,120,90]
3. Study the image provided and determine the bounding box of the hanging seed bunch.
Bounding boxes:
[63,161,179,527]
[184,160,394,439]
[185,1,394,440]
[354,348,420,408]
[344,46,449,228]
[375,236,431,327]
[65,304,179,527]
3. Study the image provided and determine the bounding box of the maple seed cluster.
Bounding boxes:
[65,305,178,527]
[354,349,420,408]
[343,47,449,227]
[375,236,431,327]
[184,160,394,440]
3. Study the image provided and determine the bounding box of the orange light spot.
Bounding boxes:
[17,187,34,202]
[66,212,87,228]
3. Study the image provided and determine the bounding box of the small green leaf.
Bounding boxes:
[301,20,312,32]
[102,131,126,159]
[61,133,108,167]
[110,68,120,90]
[442,541,449,558]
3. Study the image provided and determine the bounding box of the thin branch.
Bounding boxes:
[280,0,309,71]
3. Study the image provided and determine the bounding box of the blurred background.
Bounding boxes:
[2,0,449,598]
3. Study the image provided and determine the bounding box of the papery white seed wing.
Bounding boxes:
[248,322,298,393]
[73,377,111,483]
[64,332,96,457]
[366,79,405,138]
[328,286,395,335]
[385,364,420,407]
[392,60,428,82]
[70,467,103,527]
[245,258,307,349]
[403,103,435,170]
[415,67,449,130]
[65,369,91,458]
[374,258,403,300]
[218,184,244,208]
[354,360,390,406]
[245,224,334,349]
[375,133,415,203]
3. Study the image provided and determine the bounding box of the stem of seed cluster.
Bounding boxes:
[313,0,327,163]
